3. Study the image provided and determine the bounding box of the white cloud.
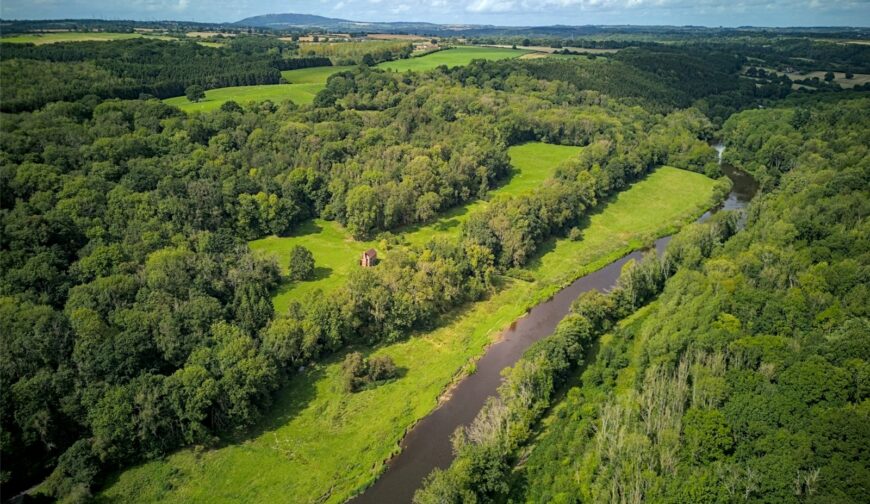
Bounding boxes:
[467,0,516,12]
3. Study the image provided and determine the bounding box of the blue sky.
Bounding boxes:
[2,0,869,27]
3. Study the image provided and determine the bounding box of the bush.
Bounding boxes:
[368,355,397,381]
[341,352,398,392]
[341,351,367,392]
[568,227,583,241]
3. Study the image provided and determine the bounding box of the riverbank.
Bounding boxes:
[97,167,720,504]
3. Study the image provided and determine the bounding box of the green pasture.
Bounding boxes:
[163,83,322,112]
[281,65,355,84]
[162,47,527,114]
[99,165,718,504]
[378,46,528,72]
[401,142,584,247]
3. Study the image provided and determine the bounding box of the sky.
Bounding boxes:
[2,0,869,27]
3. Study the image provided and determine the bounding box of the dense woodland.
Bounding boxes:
[415,97,869,504]
[0,25,868,503]
[0,38,411,112]
[0,41,729,499]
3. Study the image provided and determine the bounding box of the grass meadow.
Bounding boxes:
[163,83,323,112]
[98,165,718,504]
[280,65,355,84]
[250,142,583,314]
[163,47,526,113]
[379,46,528,72]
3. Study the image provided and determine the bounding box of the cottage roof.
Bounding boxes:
[363,249,377,258]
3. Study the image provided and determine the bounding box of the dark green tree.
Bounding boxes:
[185,84,205,102]
[288,245,315,281]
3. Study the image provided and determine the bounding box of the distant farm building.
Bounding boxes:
[360,249,377,267]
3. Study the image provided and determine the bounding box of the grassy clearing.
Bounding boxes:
[378,46,528,72]
[498,143,582,195]
[0,32,169,44]
[163,84,322,112]
[745,66,870,89]
[250,220,377,316]
[250,142,582,313]
[98,166,717,504]
[163,47,527,114]
[486,44,620,55]
[280,65,355,84]
[163,66,350,113]
[401,143,583,247]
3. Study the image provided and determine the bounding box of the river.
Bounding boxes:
[349,149,757,504]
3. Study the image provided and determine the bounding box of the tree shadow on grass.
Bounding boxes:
[282,219,324,238]
[271,266,334,300]
[521,191,620,272]
[397,204,470,238]
[311,266,333,281]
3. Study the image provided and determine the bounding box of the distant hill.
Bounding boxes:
[232,14,870,38]
[234,13,353,29]
[233,13,458,33]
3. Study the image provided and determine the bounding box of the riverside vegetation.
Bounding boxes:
[415,97,869,504]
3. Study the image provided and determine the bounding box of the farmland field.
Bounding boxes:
[280,65,354,83]
[0,32,170,44]
[250,142,583,313]
[98,165,719,504]
[163,47,529,114]
[163,83,322,112]
[378,46,528,72]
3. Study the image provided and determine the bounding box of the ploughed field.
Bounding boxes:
[250,142,583,315]
[162,47,527,112]
[99,161,718,504]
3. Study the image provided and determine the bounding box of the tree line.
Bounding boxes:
[0,37,411,112]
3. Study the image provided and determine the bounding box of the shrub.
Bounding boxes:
[568,227,583,241]
[341,352,398,392]
[342,352,367,392]
[368,355,397,381]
